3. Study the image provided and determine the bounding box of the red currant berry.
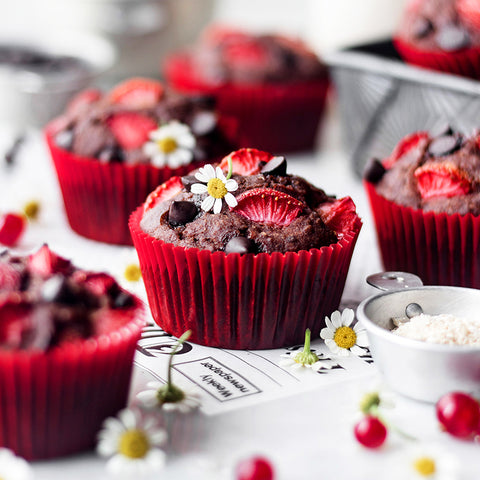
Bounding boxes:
[436,391,480,439]
[235,456,275,480]
[354,415,387,449]
[0,213,26,246]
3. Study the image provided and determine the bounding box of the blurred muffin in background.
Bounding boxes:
[45,77,235,245]
[164,25,330,153]
[394,0,480,78]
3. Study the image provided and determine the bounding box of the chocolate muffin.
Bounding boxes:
[130,148,362,349]
[364,127,480,288]
[45,77,235,245]
[394,0,480,77]
[0,245,145,459]
[180,26,327,85]
[164,25,330,152]
[141,151,338,254]
[52,78,231,166]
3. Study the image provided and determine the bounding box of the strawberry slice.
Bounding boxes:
[318,197,358,236]
[144,176,183,212]
[66,88,102,116]
[0,263,22,291]
[414,162,471,199]
[384,132,429,169]
[28,245,72,278]
[458,0,480,31]
[219,148,273,175]
[201,25,250,45]
[109,78,164,109]
[232,188,303,226]
[71,270,116,296]
[223,40,269,68]
[107,112,157,150]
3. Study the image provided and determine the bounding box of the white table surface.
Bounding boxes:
[2,103,480,480]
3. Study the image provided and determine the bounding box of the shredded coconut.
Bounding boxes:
[393,313,480,346]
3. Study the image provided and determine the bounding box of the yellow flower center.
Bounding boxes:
[157,137,178,153]
[23,200,40,220]
[207,178,227,199]
[124,263,142,282]
[413,457,436,476]
[333,326,357,349]
[118,429,150,459]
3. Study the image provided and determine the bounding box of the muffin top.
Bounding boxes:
[49,77,233,167]
[174,25,327,85]
[396,0,480,51]
[0,245,140,351]
[364,126,480,215]
[140,148,359,254]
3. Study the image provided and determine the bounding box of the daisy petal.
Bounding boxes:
[191,183,208,194]
[201,195,215,212]
[342,308,355,327]
[224,192,237,208]
[355,330,370,347]
[225,179,238,191]
[320,327,333,340]
[151,153,167,168]
[213,197,223,214]
[330,310,343,328]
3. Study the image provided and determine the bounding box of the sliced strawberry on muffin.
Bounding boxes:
[109,77,164,109]
[232,187,303,226]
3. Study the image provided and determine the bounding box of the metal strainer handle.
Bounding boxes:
[366,272,424,292]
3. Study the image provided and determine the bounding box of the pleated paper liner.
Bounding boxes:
[366,181,480,288]
[129,206,362,350]
[164,54,330,153]
[0,300,145,460]
[394,37,480,79]
[45,125,208,246]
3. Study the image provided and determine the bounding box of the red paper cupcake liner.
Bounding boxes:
[366,181,480,288]
[0,300,145,460]
[45,125,209,246]
[129,207,361,350]
[164,54,330,153]
[393,36,480,79]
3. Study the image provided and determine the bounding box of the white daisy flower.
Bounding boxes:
[143,121,196,168]
[97,408,167,476]
[391,443,460,480]
[280,350,337,372]
[137,330,202,414]
[137,379,202,413]
[0,448,33,480]
[190,164,238,214]
[112,248,146,299]
[320,309,369,357]
[279,328,337,372]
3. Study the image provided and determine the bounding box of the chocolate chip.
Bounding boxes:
[41,276,76,304]
[428,135,462,156]
[436,25,471,51]
[430,123,454,138]
[261,156,287,176]
[412,17,434,39]
[225,236,256,255]
[54,129,74,150]
[363,158,386,183]
[113,291,135,308]
[191,111,217,136]
[97,144,124,163]
[168,201,198,226]
[181,175,198,191]
[5,134,25,165]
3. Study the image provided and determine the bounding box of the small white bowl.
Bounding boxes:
[0,29,116,129]
[356,272,480,403]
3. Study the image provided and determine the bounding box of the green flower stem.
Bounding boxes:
[226,157,233,180]
[369,405,417,442]
[167,330,191,387]
[294,328,319,365]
